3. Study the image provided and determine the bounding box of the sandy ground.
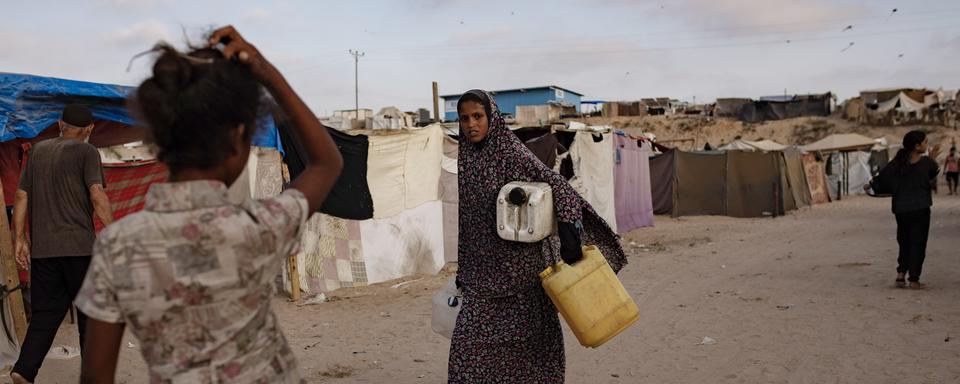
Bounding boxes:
[10,193,960,383]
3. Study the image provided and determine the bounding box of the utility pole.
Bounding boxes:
[348,49,365,119]
[432,81,440,123]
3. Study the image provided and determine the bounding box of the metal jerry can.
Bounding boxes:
[496,182,556,243]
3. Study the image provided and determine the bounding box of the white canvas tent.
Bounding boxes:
[719,139,787,152]
[801,133,876,153]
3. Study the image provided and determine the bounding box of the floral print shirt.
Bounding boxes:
[75,180,308,383]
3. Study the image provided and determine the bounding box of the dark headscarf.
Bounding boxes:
[457,90,626,298]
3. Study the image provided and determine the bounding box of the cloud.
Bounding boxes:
[96,0,172,11]
[106,19,171,46]
[677,0,871,33]
[241,7,271,24]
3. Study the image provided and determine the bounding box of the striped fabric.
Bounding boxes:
[95,161,168,232]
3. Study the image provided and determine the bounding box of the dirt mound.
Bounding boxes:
[570,115,960,153]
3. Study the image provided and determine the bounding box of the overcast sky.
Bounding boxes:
[2,0,958,114]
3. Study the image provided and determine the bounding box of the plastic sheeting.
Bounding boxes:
[366,125,443,218]
[0,72,282,152]
[613,134,654,233]
[567,131,618,229]
[847,151,872,196]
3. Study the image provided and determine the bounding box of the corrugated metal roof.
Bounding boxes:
[440,85,583,99]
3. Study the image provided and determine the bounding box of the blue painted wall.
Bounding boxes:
[442,87,582,121]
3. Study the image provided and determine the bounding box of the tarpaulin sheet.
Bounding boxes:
[319,128,374,220]
[524,132,560,169]
[94,161,168,232]
[725,151,780,218]
[803,154,831,204]
[568,132,618,229]
[0,72,283,152]
[847,151,872,196]
[649,149,676,215]
[366,125,443,218]
[440,136,458,263]
[613,134,654,233]
[674,151,726,217]
[783,149,812,208]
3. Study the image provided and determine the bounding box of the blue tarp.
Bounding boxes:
[0,72,282,153]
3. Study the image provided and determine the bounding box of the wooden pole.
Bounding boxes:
[0,187,28,343]
[432,82,441,123]
[288,253,301,302]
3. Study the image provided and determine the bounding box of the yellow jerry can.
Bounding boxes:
[539,245,639,348]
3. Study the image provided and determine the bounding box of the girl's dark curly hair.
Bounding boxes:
[132,44,262,173]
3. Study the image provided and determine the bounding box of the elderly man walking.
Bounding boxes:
[10,104,113,384]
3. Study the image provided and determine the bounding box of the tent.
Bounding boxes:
[646,149,809,218]
[718,139,788,152]
[825,151,872,198]
[801,133,876,152]
[280,125,446,295]
[0,73,287,362]
[0,72,283,206]
[612,133,654,233]
[726,151,782,217]
[722,93,833,123]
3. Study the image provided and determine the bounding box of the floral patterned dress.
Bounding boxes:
[75,180,308,383]
[450,90,626,383]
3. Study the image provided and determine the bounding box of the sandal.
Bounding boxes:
[895,279,906,288]
[908,281,928,290]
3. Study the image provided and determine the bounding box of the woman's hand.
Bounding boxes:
[929,144,942,160]
[208,26,282,87]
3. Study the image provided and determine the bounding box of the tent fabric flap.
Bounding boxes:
[649,149,676,215]
[674,151,726,217]
[783,149,813,208]
[725,151,780,218]
[366,125,443,219]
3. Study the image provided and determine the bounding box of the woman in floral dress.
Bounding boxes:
[450,89,626,383]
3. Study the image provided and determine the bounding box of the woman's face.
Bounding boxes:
[459,100,489,143]
[916,138,928,153]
